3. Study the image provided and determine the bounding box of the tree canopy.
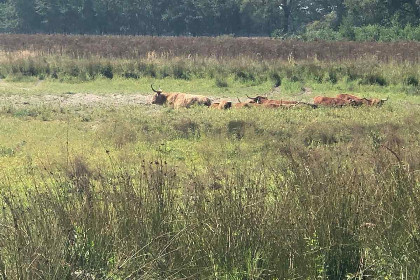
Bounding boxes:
[0,0,419,39]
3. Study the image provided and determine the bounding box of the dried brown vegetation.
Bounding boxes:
[1,34,419,62]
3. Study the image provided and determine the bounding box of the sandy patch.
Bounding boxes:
[1,93,152,107]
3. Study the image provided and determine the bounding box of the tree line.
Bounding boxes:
[0,0,419,39]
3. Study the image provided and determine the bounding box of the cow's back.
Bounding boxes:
[170,93,211,108]
[314,96,349,106]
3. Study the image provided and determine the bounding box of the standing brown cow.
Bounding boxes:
[151,85,211,109]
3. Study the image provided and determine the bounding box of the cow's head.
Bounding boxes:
[246,95,267,104]
[222,101,232,109]
[349,99,359,106]
[151,84,166,105]
[349,98,365,106]
[370,97,389,107]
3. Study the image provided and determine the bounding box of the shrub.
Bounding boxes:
[404,75,419,87]
[354,25,381,41]
[269,72,282,87]
[234,70,255,82]
[361,74,387,86]
[304,27,343,41]
[100,64,113,79]
[215,76,229,88]
[227,120,247,140]
[174,118,200,139]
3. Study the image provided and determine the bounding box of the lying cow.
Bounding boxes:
[368,97,389,106]
[246,95,298,105]
[313,96,358,107]
[246,95,317,108]
[151,85,211,109]
[210,100,233,110]
[336,94,389,107]
[233,102,299,109]
[336,94,370,106]
[233,102,259,109]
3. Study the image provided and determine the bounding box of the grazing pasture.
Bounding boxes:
[0,35,420,279]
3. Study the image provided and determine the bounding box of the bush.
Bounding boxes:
[234,70,255,82]
[354,25,381,41]
[378,25,401,42]
[304,27,343,41]
[361,74,388,86]
[100,64,113,79]
[270,72,282,87]
[215,76,229,88]
[404,76,419,87]
[402,24,420,41]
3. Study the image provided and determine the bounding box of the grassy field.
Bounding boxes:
[0,35,420,279]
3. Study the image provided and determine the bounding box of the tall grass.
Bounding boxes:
[1,105,420,279]
[0,34,419,62]
[0,55,419,91]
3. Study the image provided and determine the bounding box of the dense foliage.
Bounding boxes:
[0,0,419,40]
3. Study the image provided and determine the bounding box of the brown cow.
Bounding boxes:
[210,100,232,110]
[233,102,259,109]
[246,95,299,105]
[336,93,369,106]
[245,95,318,108]
[314,96,358,107]
[150,85,211,109]
[336,93,361,100]
[366,97,389,107]
[336,94,389,106]
[233,102,296,109]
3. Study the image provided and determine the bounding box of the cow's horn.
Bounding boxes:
[382,96,389,101]
[237,97,241,103]
[151,84,158,93]
[246,94,255,99]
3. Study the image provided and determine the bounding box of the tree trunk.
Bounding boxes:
[335,0,345,29]
[281,0,292,34]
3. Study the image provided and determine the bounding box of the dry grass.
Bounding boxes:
[0,34,419,62]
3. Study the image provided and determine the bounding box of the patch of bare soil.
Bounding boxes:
[1,93,152,107]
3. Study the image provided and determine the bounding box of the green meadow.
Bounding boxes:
[0,45,420,279]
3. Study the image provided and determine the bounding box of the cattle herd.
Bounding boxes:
[150,85,389,109]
